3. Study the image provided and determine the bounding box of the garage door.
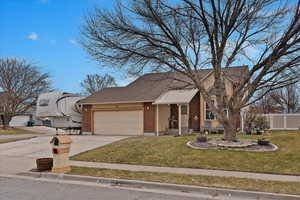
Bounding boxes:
[94,110,143,135]
[9,115,30,127]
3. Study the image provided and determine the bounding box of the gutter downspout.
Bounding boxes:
[178,104,182,136]
[156,104,159,136]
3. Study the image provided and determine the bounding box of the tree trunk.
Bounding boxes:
[2,114,11,130]
[0,115,5,129]
[223,122,237,141]
[222,109,240,141]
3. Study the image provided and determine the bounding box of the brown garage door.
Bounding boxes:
[93,110,143,135]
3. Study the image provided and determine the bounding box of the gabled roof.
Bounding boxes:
[80,66,248,104]
[153,89,199,104]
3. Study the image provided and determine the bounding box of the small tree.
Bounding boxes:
[269,84,300,113]
[253,90,283,114]
[81,0,300,140]
[80,74,117,95]
[0,58,51,129]
[243,109,257,131]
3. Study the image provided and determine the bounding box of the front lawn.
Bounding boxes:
[0,128,37,135]
[71,131,300,175]
[69,166,300,196]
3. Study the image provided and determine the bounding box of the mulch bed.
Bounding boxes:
[187,139,278,152]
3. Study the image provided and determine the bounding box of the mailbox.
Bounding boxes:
[50,136,72,173]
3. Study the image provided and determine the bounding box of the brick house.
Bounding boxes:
[79,66,248,136]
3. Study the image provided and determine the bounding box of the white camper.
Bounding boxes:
[36,92,85,131]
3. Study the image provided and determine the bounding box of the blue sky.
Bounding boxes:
[0,0,133,93]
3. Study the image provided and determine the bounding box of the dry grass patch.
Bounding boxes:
[69,166,300,196]
[0,128,37,135]
[71,131,300,175]
[0,137,35,144]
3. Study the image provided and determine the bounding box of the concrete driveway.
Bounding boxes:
[0,135,128,175]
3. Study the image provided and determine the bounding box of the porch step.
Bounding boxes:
[167,129,179,135]
[165,128,191,135]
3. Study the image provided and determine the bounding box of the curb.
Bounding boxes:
[19,171,300,200]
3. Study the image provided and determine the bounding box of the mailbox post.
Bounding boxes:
[50,136,72,173]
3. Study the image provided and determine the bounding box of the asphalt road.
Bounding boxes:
[0,176,212,200]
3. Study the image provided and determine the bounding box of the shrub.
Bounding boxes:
[197,136,207,143]
[257,138,270,146]
[254,116,270,130]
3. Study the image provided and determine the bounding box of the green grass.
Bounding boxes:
[69,166,300,196]
[71,130,300,175]
[0,128,37,135]
[0,137,35,144]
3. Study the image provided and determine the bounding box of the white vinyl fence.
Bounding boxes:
[261,113,300,130]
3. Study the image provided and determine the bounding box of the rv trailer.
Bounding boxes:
[36,92,85,133]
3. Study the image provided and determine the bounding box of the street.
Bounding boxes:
[0,176,214,200]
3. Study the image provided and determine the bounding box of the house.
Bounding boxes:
[79,66,248,136]
[9,105,43,127]
[0,92,42,127]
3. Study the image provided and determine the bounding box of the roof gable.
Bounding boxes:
[80,66,248,104]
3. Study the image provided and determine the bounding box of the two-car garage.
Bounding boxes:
[92,104,144,136]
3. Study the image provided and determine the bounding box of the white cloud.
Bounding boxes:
[69,39,77,45]
[27,32,39,40]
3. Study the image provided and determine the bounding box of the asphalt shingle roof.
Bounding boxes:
[80,66,248,104]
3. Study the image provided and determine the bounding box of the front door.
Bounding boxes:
[169,104,178,129]
[169,104,189,129]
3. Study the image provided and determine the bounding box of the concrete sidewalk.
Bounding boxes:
[71,161,300,182]
[0,136,128,175]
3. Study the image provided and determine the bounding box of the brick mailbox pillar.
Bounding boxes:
[50,136,72,173]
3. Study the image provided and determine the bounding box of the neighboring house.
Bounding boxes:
[9,105,43,127]
[79,66,248,136]
[0,91,42,127]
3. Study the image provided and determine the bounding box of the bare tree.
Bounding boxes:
[269,84,300,113]
[0,58,51,129]
[80,74,117,95]
[252,89,283,114]
[81,0,300,140]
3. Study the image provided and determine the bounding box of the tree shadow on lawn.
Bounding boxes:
[71,131,300,175]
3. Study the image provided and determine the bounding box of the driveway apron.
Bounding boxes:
[0,135,127,174]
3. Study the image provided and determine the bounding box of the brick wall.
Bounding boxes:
[189,92,200,131]
[82,105,92,132]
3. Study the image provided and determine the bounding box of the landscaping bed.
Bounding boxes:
[187,137,278,152]
[69,166,300,196]
[71,130,300,175]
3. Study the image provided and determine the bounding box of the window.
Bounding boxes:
[223,108,229,117]
[181,105,188,115]
[222,96,229,118]
[39,99,50,107]
[205,100,229,120]
[205,100,215,120]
